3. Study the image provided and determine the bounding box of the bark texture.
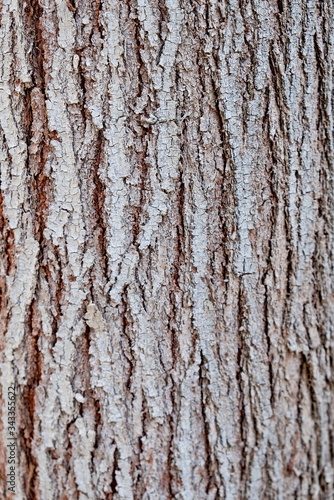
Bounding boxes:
[0,0,334,499]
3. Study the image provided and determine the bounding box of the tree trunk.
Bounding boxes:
[1,0,333,498]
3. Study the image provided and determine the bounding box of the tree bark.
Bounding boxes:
[0,0,333,498]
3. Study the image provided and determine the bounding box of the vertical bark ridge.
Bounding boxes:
[0,0,333,498]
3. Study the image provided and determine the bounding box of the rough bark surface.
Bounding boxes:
[0,0,333,499]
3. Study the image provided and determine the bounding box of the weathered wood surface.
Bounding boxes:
[0,0,333,498]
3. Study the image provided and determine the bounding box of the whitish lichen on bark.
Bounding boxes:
[0,0,333,499]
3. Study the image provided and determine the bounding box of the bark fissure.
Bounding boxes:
[0,0,333,498]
